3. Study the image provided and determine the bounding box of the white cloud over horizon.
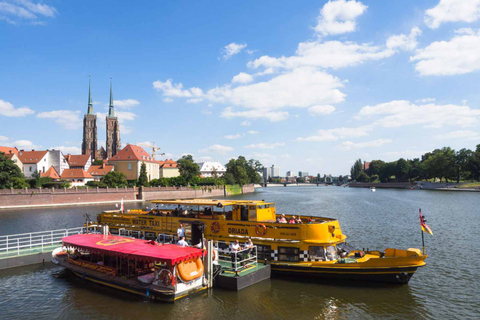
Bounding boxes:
[425,0,480,29]
[37,110,82,130]
[0,99,35,117]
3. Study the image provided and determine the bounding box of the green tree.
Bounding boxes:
[395,158,412,182]
[138,162,149,187]
[367,160,385,176]
[0,153,27,189]
[357,171,369,182]
[246,159,263,184]
[177,155,200,184]
[350,159,363,181]
[225,157,250,186]
[101,171,128,187]
[455,148,473,182]
[11,176,29,189]
[92,159,104,165]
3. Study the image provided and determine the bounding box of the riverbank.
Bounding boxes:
[349,181,480,192]
[0,184,255,210]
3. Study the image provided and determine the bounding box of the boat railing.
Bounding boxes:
[214,241,258,274]
[0,227,99,258]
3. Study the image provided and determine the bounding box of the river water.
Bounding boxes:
[0,186,478,319]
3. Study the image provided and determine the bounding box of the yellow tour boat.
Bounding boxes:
[88,199,427,284]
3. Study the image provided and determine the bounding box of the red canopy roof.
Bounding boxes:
[62,234,203,265]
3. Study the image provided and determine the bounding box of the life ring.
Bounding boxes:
[212,249,216,261]
[211,221,220,233]
[159,269,173,287]
[255,223,267,236]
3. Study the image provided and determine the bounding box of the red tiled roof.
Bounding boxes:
[41,166,60,179]
[109,144,157,163]
[87,164,114,176]
[66,154,90,167]
[18,150,48,164]
[61,169,93,179]
[0,146,19,156]
[157,158,178,168]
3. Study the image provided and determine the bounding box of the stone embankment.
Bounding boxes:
[0,184,256,209]
[348,182,416,189]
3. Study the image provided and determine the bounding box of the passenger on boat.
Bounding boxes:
[288,216,296,224]
[244,238,254,259]
[279,214,287,223]
[178,237,188,247]
[230,240,241,268]
[177,224,185,239]
[296,216,303,224]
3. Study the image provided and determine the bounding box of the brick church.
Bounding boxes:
[82,78,121,161]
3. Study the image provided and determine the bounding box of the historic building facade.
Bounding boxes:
[81,78,121,160]
[81,78,98,160]
[106,80,121,159]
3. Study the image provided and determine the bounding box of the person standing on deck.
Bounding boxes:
[230,240,241,269]
[177,224,185,241]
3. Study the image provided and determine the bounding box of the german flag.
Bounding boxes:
[419,209,433,235]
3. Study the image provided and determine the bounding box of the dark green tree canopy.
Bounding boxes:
[225,156,262,185]
[0,153,26,189]
[101,171,128,187]
[138,162,149,187]
[177,155,200,184]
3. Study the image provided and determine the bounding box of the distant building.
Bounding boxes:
[65,154,91,171]
[197,161,226,178]
[87,164,114,181]
[363,161,370,171]
[324,174,333,184]
[270,164,280,178]
[0,146,22,171]
[298,171,308,177]
[18,149,69,178]
[158,159,180,178]
[108,144,159,181]
[286,171,293,177]
[106,79,121,159]
[40,166,60,180]
[61,169,94,187]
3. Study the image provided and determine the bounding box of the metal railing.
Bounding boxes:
[214,241,258,274]
[0,227,90,258]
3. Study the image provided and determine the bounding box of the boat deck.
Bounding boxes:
[214,261,271,290]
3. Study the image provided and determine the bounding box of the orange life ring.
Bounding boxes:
[211,221,220,233]
[176,258,204,282]
[159,269,173,287]
[212,249,216,261]
[256,223,267,236]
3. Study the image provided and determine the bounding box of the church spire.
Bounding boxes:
[108,77,115,117]
[87,75,93,115]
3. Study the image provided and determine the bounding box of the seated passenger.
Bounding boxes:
[279,214,287,223]
[296,216,303,224]
[177,237,188,247]
[288,216,296,224]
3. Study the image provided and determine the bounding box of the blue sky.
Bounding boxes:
[1,0,480,176]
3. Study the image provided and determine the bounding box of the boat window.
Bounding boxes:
[337,242,354,255]
[249,208,257,221]
[308,246,326,261]
[256,245,271,261]
[326,245,339,261]
[145,232,156,240]
[241,206,248,221]
[278,247,300,262]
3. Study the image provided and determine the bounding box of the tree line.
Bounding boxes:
[350,145,480,183]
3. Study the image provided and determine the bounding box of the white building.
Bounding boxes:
[19,149,69,178]
[197,161,226,178]
[270,164,280,178]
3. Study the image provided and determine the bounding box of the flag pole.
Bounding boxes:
[419,208,425,255]
[421,227,425,255]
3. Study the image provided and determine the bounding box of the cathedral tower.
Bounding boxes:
[106,79,121,159]
[82,77,98,160]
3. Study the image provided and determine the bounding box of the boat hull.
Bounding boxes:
[270,264,420,284]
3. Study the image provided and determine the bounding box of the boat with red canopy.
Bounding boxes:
[52,234,207,302]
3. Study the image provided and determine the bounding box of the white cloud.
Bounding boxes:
[386,27,422,51]
[97,111,137,124]
[37,110,81,129]
[113,99,140,109]
[232,72,254,84]
[209,67,345,110]
[357,100,480,128]
[9,139,42,150]
[240,120,251,126]
[415,97,436,103]
[425,0,480,29]
[0,99,35,117]
[224,133,244,139]
[411,29,480,76]
[244,142,285,149]
[0,135,8,141]
[0,0,57,24]
[315,0,368,36]
[308,105,336,116]
[248,41,395,71]
[435,130,480,140]
[153,79,203,101]
[297,125,372,142]
[223,42,247,60]
[247,130,259,134]
[338,139,392,151]
[199,144,233,155]
[163,98,173,103]
[51,146,81,154]
[221,107,289,122]
[383,149,428,161]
